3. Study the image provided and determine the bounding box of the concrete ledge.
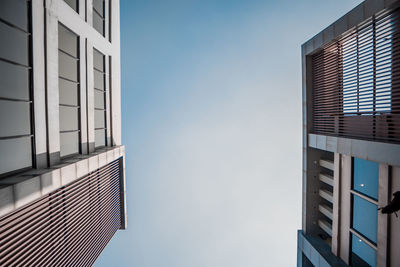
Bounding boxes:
[297,230,348,266]
[309,134,400,167]
[0,145,125,218]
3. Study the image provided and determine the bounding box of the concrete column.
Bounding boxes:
[390,166,400,266]
[45,3,61,165]
[110,0,121,146]
[105,55,112,146]
[332,152,341,255]
[377,164,389,267]
[86,41,95,152]
[32,0,48,168]
[339,155,351,264]
[79,36,88,154]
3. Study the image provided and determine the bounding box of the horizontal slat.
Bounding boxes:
[319,173,334,186]
[319,189,333,203]
[311,7,400,144]
[0,158,123,266]
[318,220,332,236]
[319,159,334,171]
[319,204,333,220]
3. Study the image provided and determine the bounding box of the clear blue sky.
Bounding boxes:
[96,0,363,266]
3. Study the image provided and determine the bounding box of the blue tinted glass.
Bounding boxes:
[352,195,377,243]
[352,234,376,267]
[353,158,379,199]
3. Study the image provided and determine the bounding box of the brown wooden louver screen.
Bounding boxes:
[311,6,400,143]
[0,158,123,266]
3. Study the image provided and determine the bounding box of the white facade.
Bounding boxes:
[0,0,126,229]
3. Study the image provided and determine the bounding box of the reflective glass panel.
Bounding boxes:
[60,131,79,157]
[0,137,32,175]
[353,158,379,199]
[351,233,376,267]
[0,21,29,66]
[0,100,30,137]
[352,195,377,243]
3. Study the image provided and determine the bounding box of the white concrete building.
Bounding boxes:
[0,0,126,265]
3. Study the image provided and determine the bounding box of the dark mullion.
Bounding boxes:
[94,87,105,92]
[59,76,80,84]
[58,49,79,60]
[0,97,32,103]
[0,17,31,35]
[95,127,106,130]
[93,67,105,73]
[60,129,81,134]
[0,57,32,69]
[60,103,81,108]
[0,134,34,140]
[93,7,105,19]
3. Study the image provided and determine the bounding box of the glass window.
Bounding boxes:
[350,157,378,267]
[352,195,378,243]
[64,0,78,12]
[59,24,80,157]
[0,100,31,137]
[0,0,28,31]
[353,158,379,199]
[59,78,79,106]
[351,234,377,267]
[58,25,78,57]
[0,0,32,176]
[95,129,106,147]
[0,60,30,101]
[0,137,32,175]
[0,21,29,66]
[93,49,107,148]
[93,0,105,36]
[60,132,79,157]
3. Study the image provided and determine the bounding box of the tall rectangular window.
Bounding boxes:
[93,49,107,148]
[350,158,378,267]
[93,0,105,36]
[58,24,80,158]
[0,0,33,176]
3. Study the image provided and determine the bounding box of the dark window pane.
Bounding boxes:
[93,49,104,71]
[95,129,105,147]
[60,131,79,157]
[59,106,79,132]
[93,12,104,36]
[95,90,105,109]
[0,60,29,100]
[63,0,78,12]
[351,234,376,267]
[0,137,32,175]
[0,21,29,66]
[93,0,104,15]
[58,24,78,57]
[352,195,377,243]
[59,51,78,82]
[0,0,28,31]
[94,69,104,90]
[0,100,30,137]
[353,158,379,199]
[95,110,105,128]
[59,78,79,106]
